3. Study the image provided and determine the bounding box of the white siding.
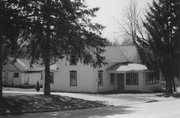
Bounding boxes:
[21,73,26,85]
[28,72,42,85]
[2,62,21,86]
[13,72,21,86]
[6,72,14,86]
[92,63,117,92]
[49,59,96,93]
[22,72,42,86]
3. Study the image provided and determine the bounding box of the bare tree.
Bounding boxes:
[116,0,146,45]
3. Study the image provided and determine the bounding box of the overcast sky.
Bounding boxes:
[86,0,152,43]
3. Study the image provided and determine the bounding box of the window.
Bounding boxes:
[146,72,159,85]
[110,73,115,85]
[49,72,54,84]
[126,72,138,85]
[98,70,103,85]
[70,71,77,86]
[14,73,19,78]
[70,55,77,65]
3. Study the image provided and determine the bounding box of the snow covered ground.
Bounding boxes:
[53,92,180,118]
[102,99,180,118]
[3,89,180,118]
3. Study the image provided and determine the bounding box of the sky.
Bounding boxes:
[86,0,152,43]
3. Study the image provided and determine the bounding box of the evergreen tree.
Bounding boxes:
[0,0,27,102]
[136,0,180,93]
[19,0,108,96]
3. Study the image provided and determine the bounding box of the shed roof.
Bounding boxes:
[107,62,147,72]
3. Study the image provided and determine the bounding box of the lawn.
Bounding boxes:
[0,94,106,115]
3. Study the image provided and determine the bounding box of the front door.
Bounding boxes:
[117,73,124,91]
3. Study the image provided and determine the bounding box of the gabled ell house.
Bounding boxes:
[45,46,162,93]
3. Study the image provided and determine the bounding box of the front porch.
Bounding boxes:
[106,63,162,92]
[108,72,142,92]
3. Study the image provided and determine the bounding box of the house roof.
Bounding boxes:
[6,57,59,72]
[15,59,58,72]
[103,46,139,63]
[107,62,147,72]
[14,58,44,72]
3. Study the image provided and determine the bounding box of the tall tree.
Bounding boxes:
[0,0,26,102]
[19,0,108,96]
[136,0,180,93]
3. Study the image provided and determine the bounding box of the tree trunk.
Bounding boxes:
[0,36,3,103]
[44,0,51,96]
[167,74,173,93]
[173,77,176,92]
[169,79,173,93]
[44,53,50,96]
[165,76,169,91]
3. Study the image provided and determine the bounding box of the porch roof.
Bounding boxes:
[107,62,147,72]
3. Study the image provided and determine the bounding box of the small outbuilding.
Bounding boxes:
[2,58,44,87]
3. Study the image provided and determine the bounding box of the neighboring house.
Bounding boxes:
[45,46,162,93]
[2,58,44,87]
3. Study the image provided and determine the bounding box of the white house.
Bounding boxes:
[45,46,162,93]
[2,58,44,87]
